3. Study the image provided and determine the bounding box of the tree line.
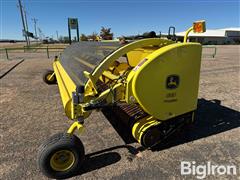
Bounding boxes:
[58,27,113,43]
[80,27,114,41]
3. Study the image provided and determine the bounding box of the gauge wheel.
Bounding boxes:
[38,133,85,179]
[43,70,57,84]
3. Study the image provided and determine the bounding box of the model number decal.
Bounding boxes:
[133,58,148,71]
[164,92,177,103]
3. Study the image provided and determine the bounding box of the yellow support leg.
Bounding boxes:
[67,121,84,135]
[183,27,193,43]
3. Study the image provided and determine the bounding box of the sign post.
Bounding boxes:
[68,18,79,44]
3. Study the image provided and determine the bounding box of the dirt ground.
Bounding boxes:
[0,45,239,180]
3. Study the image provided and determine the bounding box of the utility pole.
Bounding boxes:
[38,28,45,40]
[68,18,71,44]
[24,9,30,45]
[38,28,41,40]
[76,20,79,42]
[38,28,44,41]
[32,18,38,38]
[56,31,59,40]
[18,0,29,46]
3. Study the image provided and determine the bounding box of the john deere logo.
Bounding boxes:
[166,75,180,89]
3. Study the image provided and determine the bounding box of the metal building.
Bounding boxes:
[176,28,240,44]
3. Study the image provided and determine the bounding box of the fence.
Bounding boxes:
[202,46,217,58]
[0,46,65,60]
[0,45,217,60]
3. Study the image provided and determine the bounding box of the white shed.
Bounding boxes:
[176,28,240,44]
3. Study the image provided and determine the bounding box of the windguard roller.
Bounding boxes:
[59,41,122,85]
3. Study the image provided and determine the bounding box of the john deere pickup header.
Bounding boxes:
[38,20,206,179]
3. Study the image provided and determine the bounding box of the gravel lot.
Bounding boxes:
[0,45,239,179]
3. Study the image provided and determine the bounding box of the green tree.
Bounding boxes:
[100,27,113,40]
[63,36,70,43]
[58,36,70,43]
[88,32,98,41]
[80,34,88,41]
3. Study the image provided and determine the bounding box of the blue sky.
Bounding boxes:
[1,0,239,40]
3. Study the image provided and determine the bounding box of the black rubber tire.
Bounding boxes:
[37,133,85,179]
[43,70,57,84]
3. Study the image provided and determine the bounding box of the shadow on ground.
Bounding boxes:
[76,145,139,176]
[152,98,240,150]
[103,98,240,148]
[76,98,240,176]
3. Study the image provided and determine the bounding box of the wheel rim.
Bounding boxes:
[46,74,53,82]
[50,150,75,171]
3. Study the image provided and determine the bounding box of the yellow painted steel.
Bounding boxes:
[89,83,124,104]
[50,150,75,171]
[67,121,84,135]
[89,38,174,84]
[113,63,130,75]
[127,46,160,67]
[184,27,193,43]
[53,60,76,119]
[53,39,174,122]
[83,71,98,95]
[102,71,119,80]
[132,116,161,143]
[131,43,202,120]
[51,21,205,144]
[47,73,55,82]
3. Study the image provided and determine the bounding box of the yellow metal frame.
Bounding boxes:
[132,116,161,143]
[184,27,193,43]
[53,60,76,119]
[67,121,84,135]
[131,42,202,120]
[89,38,174,84]
[52,20,206,136]
[53,38,174,121]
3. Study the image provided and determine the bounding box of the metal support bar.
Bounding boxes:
[184,27,193,43]
[202,46,217,59]
[76,20,80,42]
[0,47,65,60]
[5,49,9,60]
[213,47,217,58]
[67,121,84,135]
[0,47,65,51]
[68,18,72,44]
[46,46,49,58]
